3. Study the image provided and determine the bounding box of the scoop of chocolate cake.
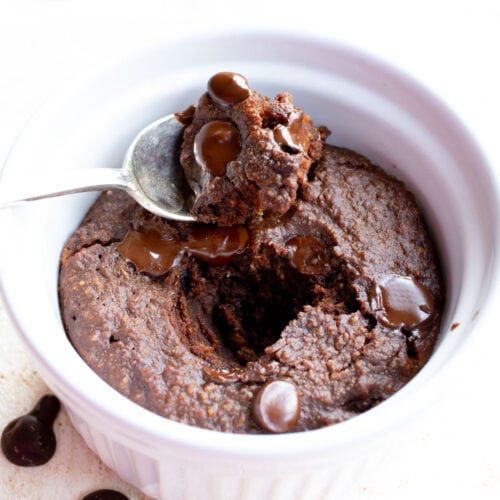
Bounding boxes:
[179,72,324,225]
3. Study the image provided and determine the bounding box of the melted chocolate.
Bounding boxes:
[286,236,329,275]
[207,72,250,107]
[203,366,241,384]
[252,380,301,433]
[273,112,310,154]
[82,490,128,500]
[1,395,60,467]
[118,225,249,275]
[175,105,196,126]
[375,274,435,330]
[186,226,249,265]
[117,226,181,277]
[194,121,241,177]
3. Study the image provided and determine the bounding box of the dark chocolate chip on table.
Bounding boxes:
[82,490,129,500]
[207,72,250,107]
[1,394,60,466]
[193,120,241,177]
[252,380,301,433]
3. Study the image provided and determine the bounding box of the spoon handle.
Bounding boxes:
[0,168,127,209]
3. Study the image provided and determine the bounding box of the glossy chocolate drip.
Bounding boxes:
[286,236,329,275]
[194,121,241,177]
[375,274,435,330]
[273,112,310,154]
[117,226,181,277]
[252,380,301,433]
[1,395,60,466]
[82,490,128,500]
[118,225,249,276]
[207,72,250,107]
[174,105,196,126]
[186,226,249,265]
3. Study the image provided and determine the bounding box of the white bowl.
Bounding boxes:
[0,33,498,500]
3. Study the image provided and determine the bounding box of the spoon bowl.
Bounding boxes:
[124,114,194,221]
[0,114,196,222]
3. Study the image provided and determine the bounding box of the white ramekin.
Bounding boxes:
[0,33,498,500]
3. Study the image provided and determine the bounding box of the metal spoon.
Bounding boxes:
[0,114,195,222]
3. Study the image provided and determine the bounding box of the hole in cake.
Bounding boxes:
[109,334,120,344]
[179,249,358,366]
[212,266,317,363]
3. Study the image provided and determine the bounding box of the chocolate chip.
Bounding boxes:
[193,121,241,177]
[117,226,182,277]
[174,105,196,126]
[252,380,300,433]
[82,490,128,500]
[207,72,250,107]
[273,126,301,154]
[286,236,329,275]
[1,395,60,466]
[186,225,249,265]
[118,224,249,276]
[273,112,311,154]
[374,274,435,330]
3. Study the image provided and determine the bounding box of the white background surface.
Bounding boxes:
[0,1,499,499]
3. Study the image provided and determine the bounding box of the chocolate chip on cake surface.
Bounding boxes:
[175,105,196,126]
[286,236,329,275]
[117,225,182,277]
[193,120,241,178]
[372,274,435,330]
[117,223,249,276]
[207,72,250,107]
[252,381,301,433]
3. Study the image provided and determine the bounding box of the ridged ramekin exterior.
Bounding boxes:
[68,408,395,500]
